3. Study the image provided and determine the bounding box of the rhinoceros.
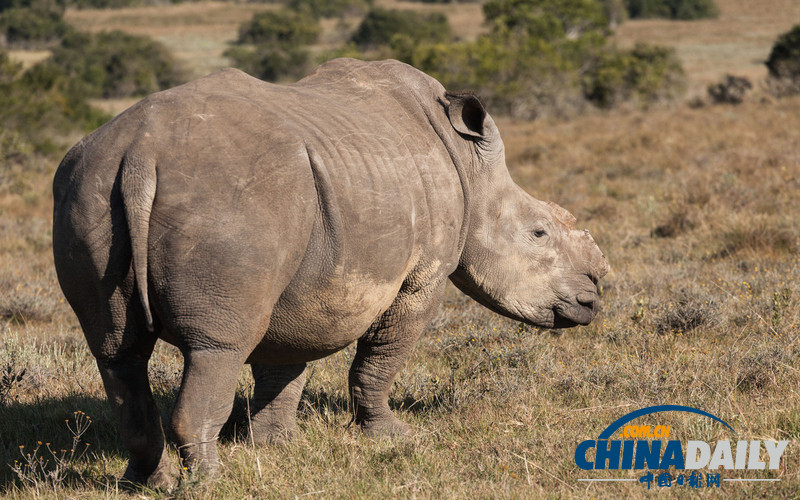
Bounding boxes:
[53,58,608,488]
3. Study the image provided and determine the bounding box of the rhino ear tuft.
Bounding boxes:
[446,92,487,139]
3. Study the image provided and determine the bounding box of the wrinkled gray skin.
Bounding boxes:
[52,58,609,488]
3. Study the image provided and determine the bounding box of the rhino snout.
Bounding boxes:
[554,294,597,326]
[553,302,595,327]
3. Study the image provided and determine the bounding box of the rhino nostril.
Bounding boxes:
[576,292,596,309]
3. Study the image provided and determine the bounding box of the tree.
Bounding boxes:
[766,25,800,97]
[237,9,320,46]
[350,8,450,49]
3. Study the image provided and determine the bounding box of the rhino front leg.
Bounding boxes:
[249,363,307,445]
[349,279,446,437]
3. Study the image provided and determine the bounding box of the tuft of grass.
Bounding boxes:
[735,344,792,392]
[653,287,720,335]
[712,217,798,259]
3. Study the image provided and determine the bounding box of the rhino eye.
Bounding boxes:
[532,229,547,238]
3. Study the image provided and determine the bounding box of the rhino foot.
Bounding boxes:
[358,414,413,438]
[122,459,178,491]
[249,363,306,446]
[249,421,297,446]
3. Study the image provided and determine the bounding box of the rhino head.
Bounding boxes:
[446,92,610,328]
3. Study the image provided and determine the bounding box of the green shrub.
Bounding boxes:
[582,43,686,109]
[237,9,320,46]
[404,36,590,119]
[287,0,372,19]
[766,25,800,82]
[0,0,57,12]
[350,8,451,49]
[387,0,685,118]
[707,74,752,104]
[483,0,610,42]
[227,8,320,83]
[45,30,186,98]
[224,44,311,82]
[0,49,107,161]
[0,6,72,48]
[625,0,719,20]
[765,25,800,97]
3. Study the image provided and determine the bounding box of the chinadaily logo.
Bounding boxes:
[574,405,789,489]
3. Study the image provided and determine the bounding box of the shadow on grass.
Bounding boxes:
[0,393,127,490]
[0,380,456,490]
[223,386,352,437]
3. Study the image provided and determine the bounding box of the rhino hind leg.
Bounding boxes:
[98,356,176,490]
[78,297,177,489]
[348,278,447,438]
[169,349,248,476]
[248,363,307,445]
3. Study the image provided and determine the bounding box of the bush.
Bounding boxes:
[404,37,590,119]
[44,30,186,98]
[707,74,752,104]
[0,6,72,48]
[227,8,321,83]
[394,1,684,118]
[0,0,56,11]
[483,0,610,42]
[237,9,320,46]
[350,8,451,49]
[766,25,800,96]
[224,44,311,82]
[582,43,686,109]
[0,49,107,161]
[625,0,719,20]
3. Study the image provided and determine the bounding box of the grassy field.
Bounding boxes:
[2,0,800,498]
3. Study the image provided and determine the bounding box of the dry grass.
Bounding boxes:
[2,1,800,498]
[6,50,51,70]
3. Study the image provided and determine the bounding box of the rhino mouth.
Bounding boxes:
[552,310,582,329]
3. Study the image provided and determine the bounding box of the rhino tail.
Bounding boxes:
[120,153,157,332]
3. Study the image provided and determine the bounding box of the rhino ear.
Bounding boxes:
[446,92,487,139]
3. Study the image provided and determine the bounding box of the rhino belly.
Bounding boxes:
[246,275,403,364]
